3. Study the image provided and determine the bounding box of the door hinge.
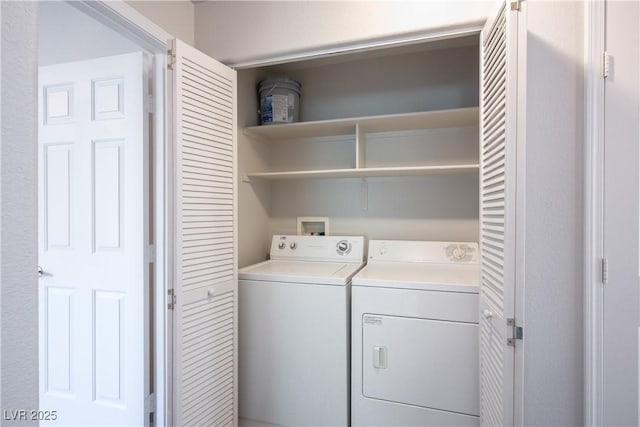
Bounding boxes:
[602,257,609,284]
[168,289,176,310]
[506,318,523,347]
[145,393,156,414]
[145,244,156,264]
[510,0,522,11]
[167,48,176,71]
[602,52,610,79]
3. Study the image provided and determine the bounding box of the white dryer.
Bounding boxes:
[351,240,480,426]
[239,234,365,426]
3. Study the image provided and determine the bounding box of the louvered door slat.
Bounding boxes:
[183,157,233,173]
[183,58,233,90]
[183,142,232,158]
[183,170,232,183]
[480,313,505,424]
[172,38,237,427]
[181,79,233,111]
[484,147,506,165]
[183,244,233,258]
[183,126,234,146]
[482,126,506,150]
[183,91,233,113]
[479,2,517,426]
[182,68,233,99]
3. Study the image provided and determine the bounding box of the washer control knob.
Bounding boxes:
[278,242,286,250]
[336,240,351,255]
[290,242,297,250]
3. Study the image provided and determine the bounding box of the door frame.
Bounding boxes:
[68,1,173,425]
[583,1,606,425]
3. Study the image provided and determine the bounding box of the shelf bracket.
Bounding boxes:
[355,123,366,169]
[361,178,368,211]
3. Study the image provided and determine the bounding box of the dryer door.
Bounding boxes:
[362,314,479,416]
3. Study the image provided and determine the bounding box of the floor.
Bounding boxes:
[238,417,280,427]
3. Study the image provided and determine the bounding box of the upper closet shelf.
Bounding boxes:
[247,164,479,180]
[244,107,479,141]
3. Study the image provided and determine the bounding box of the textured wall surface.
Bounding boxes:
[126,0,194,45]
[195,0,492,65]
[1,1,39,423]
[39,1,140,66]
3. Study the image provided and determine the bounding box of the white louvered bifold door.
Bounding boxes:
[170,39,237,427]
[479,2,518,426]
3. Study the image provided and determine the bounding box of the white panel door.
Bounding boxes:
[478,2,518,425]
[170,39,238,426]
[602,1,640,424]
[38,53,147,426]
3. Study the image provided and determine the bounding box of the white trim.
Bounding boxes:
[0,6,3,410]
[584,1,606,425]
[153,50,171,427]
[71,2,172,426]
[227,24,484,69]
[69,1,171,52]
[164,40,176,427]
[514,1,527,425]
[143,51,153,427]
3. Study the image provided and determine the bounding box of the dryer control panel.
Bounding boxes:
[270,235,365,263]
[368,240,479,264]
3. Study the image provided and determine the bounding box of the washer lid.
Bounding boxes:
[239,259,364,286]
[352,263,479,293]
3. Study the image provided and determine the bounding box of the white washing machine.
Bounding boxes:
[351,240,480,426]
[239,234,365,427]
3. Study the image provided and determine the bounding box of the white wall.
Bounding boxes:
[519,1,584,424]
[237,68,273,266]
[195,0,492,65]
[1,2,39,423]
[268,174,479,241]
[261,43,479,122]
[39,2,141,66]
[126,0,194,45]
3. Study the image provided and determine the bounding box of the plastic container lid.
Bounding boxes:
[258,77,301,95]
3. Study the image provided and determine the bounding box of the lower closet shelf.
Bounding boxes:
[246,164,479,180]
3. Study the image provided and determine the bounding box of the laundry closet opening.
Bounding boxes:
[236,35,481,267]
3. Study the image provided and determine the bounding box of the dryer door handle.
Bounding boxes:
[373,346,387,369]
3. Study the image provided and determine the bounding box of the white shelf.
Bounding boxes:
[244,107,479,141]
[244,107,479,181]
[247,164,479,180]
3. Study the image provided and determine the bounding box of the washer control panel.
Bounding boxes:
[336,240,351,256]
[270,235,364,262]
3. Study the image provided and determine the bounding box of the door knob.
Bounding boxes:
[38,266,44,277]
[482,308,493,319]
